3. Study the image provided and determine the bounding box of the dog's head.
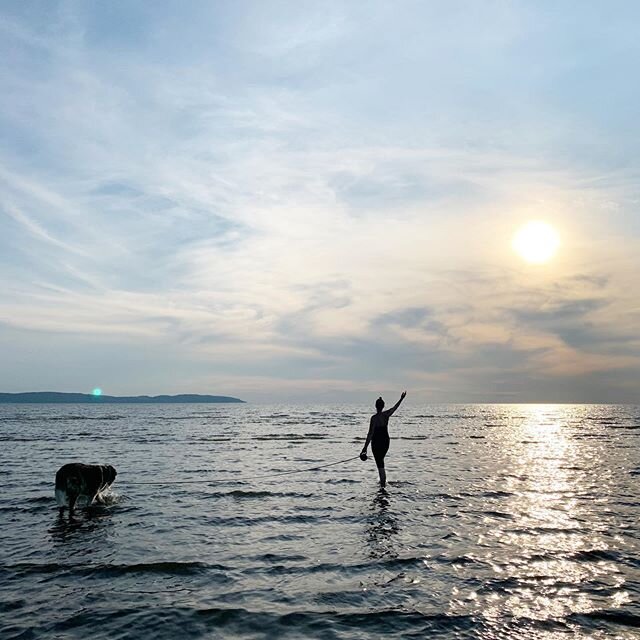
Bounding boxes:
[104,465,117,485]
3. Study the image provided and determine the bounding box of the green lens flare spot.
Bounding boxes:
[92,388,102,396]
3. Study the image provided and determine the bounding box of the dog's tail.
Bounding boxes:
[54,467,66,491]
[55,467,83,507]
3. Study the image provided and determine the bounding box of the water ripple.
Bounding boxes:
[1,402,639,639]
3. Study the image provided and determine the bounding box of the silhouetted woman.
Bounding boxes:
[360,391,406,487]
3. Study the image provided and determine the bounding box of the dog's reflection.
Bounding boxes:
[49,502,117,543]
[365,487,400,559]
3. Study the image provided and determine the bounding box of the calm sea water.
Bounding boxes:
[1,403,639,639]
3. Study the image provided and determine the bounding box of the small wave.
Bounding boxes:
[40,414,128,421]
[424,493,464,501]
[474,574,582,595]
[1,561,226,578]
[569,610,640,629]
[0,563,67,577]
[520,548,626,567]
[509,526,582,535]
[570,549,622,563]
[203,513,324,526]
[433,554,487,567]
[252,553,307,563]
[479,510,513,519]
[499,473,529,481]
[24,496,52,504]
[238,555,431,577]
[253,433,309,440]
[102,561,225,576]
[260,533,305,542]
[205,490,312,500]
[0,598,25,614]
[30,604,477,637]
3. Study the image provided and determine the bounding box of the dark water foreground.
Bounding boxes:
[1,403,639,639]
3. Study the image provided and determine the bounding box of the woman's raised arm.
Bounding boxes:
[384,391,407,417]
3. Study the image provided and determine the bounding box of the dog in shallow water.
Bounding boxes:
[55,463,117,515]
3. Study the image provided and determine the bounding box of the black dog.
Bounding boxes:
[55,463,117,515]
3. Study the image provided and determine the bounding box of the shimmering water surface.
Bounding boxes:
[1,403,639,639]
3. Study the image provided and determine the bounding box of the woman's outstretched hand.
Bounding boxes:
[400,391,407,400]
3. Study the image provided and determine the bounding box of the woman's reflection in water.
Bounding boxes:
[366,487,400,559]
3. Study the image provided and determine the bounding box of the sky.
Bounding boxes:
[1,1,639,403]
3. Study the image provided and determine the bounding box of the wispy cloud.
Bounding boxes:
[0,2,639,400]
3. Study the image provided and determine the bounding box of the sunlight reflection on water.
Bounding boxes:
[446,404,636,635]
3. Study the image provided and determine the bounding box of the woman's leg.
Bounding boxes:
[372,439,390,487]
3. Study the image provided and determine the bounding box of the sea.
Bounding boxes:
[1,403,639,639]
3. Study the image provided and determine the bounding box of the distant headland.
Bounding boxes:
[0,392,245,404]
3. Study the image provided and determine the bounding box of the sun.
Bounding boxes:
[512,221,560,264]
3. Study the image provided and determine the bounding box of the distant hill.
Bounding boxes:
[0,392,245,404]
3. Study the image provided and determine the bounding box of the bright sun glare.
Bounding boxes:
[512,221,560,264]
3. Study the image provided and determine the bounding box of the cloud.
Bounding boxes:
[0,2,639,400]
